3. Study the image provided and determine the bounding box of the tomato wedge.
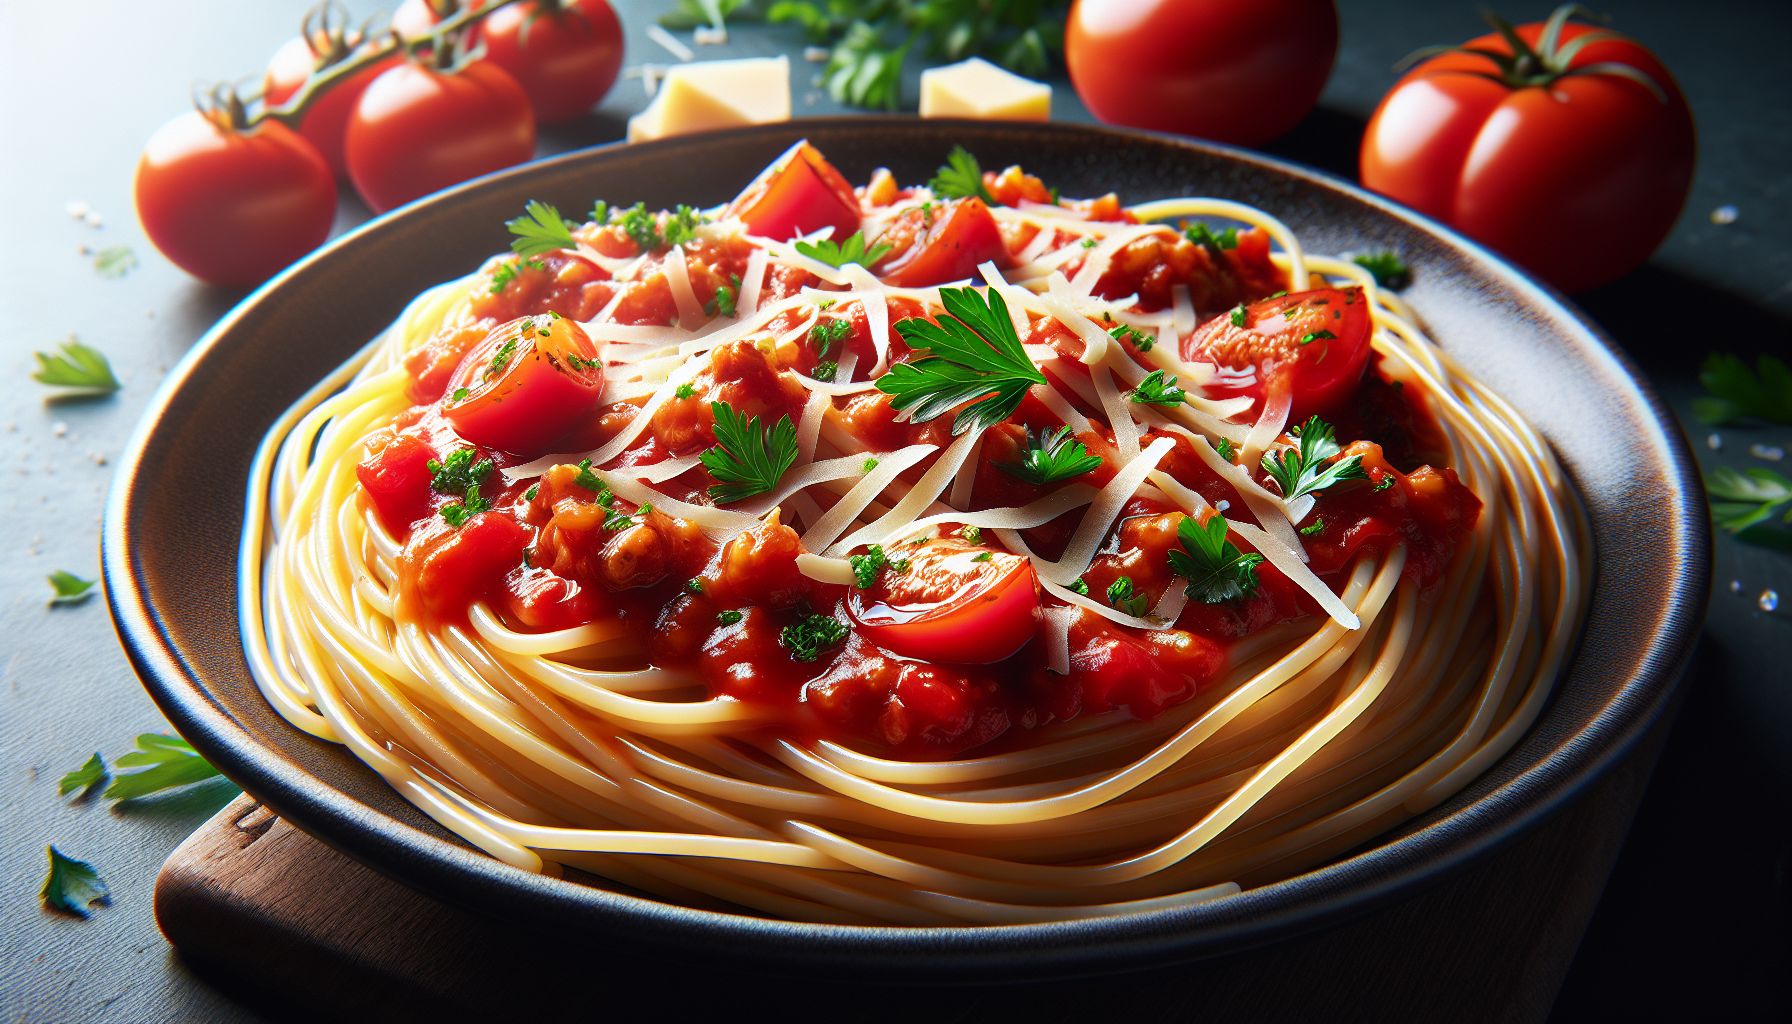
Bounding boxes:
[870,196,1008,288]
[727,140,860,243]
[443,313,605,458]
[847,542,1040,664]
[1182,286,1373,422]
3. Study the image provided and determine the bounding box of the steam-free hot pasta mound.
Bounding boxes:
[244,142,1588,926]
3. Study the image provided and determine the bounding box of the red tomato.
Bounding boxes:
[356,433,439,533]
[391,0,461,40]
[263,37,399,179]
[345,60,536,214]
[444,314,605,457]
[1360,8,1695,293]
[870,197,1008,287]
[1182,286,1373,422]
[847,543,1041,664]
[133,112,336,287]
[481,0,624,124]
[1065,0,1338,147]
[727,140,860,243]
[403,512,533,622]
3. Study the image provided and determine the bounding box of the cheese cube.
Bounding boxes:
[627,56,791,143]
[919,57,1051,121]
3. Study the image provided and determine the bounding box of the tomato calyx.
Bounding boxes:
[295,1,367,72]
[1398,3,1667,101]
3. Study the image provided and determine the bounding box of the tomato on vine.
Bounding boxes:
[1360,4,1695,293]
[262,2,399,179]
[481,0,624,124]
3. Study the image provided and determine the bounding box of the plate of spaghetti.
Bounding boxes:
[106,119,1706,977]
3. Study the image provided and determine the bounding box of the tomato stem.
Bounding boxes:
[1393,2,1667,102]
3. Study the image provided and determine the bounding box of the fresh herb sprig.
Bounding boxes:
[1107,576,1151,616]
[850,543,910,588]
[1186,223,1237,256]
[810,317,852,355]
[929,145,997,204]
[1261,416,1367,502]
[58,753,107,796]
[996,425,1102,485]
[781,614,849,661]
[1695,353,1792,426]
[103,734,226,802]
[879,286,1046,434]
[1352,251,1410,289]
[705,275,741,317]
[33,338,120,396]
[1168,515,1265,605]
[1108,322,1154,352]
[795,231,891,269]
[1129,370,1184,406]
[429,448,495,528]
[507,200,577,258]
[42,847,109,919]
[1707,466,1792,534]
[701,401,799,503]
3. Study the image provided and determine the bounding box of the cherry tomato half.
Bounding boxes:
[870,196,1008,288]
[481,0,624,124]
[345,59,536,214]
[1065,0,1338,147]
[847,542,1041,665]
[727,140,860,243]
[1182,286,1372,422]
[133,112,336,287]
[444,313,605,457]
[1360,12,1695,293]
[263,37,399,179]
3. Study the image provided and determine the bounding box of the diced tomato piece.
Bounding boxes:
[356,433,438,533]
[727,140,860,243]
[871,197,1009,287]
[443,314,605,458]
[848,541,1040,664]
[404,513,532,621]
[1183,286,1374,422]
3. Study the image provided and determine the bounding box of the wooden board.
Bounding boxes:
[155,712,1673,1024]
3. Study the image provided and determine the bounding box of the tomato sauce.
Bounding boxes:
[357,184,1482,761]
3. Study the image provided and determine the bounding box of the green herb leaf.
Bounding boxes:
[42,847,109,919]
[1185,223,1238,255]
[1067,578,1089,595]
[810,316,852,356]
[616,202,663,251]
[795,231,891,269]
[816,22,909,111]
[701,401,799,503]
[1707,466,1792,534]
[1352,252,1410,290]
[1106,576,1151,616]
[1372,474,1395,492]
[524,484,539,501]
[1695,353,1792,426]
[33,338,120,395]
[428,448,494,496]
[489,257,546,293]
[781,613,849,661]
[811,360,838,383]
[1300,329,1337,345]
[93,245,138,279]
[995,425,1102,485]
[1108,323,1154,352]
[58,753,107,796]
[717,609,744,625]
[879,286,1046,434]
[1168,515,1265,605]
[705,275,739,318]
[929,145,996,204]
[1128,369,1184,406]
[1261,416,1368,502]
[507,200,578,259]
[1214,436,1236,463]
[663,205,707,248]
[103,734,224,801]
[685,577,705,594]
[1229,306,1247,328]
[1298,516,1326,537]
[850,543,908,588]
[959,525,982,545]
[48,570,98,605]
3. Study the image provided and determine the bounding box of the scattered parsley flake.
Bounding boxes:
[1300,329,1337,345]
[959,525,982,545]
[675,383,697,400]
[93,245,138,279]
[1080,238,1098,249]
[1067,578,1089,596]
[507,200,577,259]
[429,448,494,528]
[1372,474,1395,492]
[1213,436,1237,462]
[850,544,907,589]
[928,146,995,204]
[1695,353,1792,426]
[879,286,1046,434]
[1108,323,1153,352]
[701,401,799,504]
[33,338,120,395]
[48,570,97,605]
[810,317,852,356]
[663,205,706,248]
[489,257,545,293]
[996,425,1102,486]
[1707,466,1792,534]
[1168,515,1265,605]
[1229,306,1247,328]
[450,387,470,403]
[971,551,993,562]
[590,200,610,225]
[572,458,606,495]
[794,231,891,269]
[104,734,225,801]
[1298,517,1326,537]
[812,360,838,383]
[1261,416,1367,502]
[1186,223,1238,255]
[1129,370,1184,406]
[717,609,744,626]
[705,274,740,318]
[863,458,880,472]
[42,847,109,919]
[1352,252,1411,289]
[781,614,849,661]
[686,578,705,594]
[1107,576,1151,616]
[616,202,663,251]
[58,753,107,796]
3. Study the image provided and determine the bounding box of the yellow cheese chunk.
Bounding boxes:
[919,57,1051,121]
[628,56,792,143]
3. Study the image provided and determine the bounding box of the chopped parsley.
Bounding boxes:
[489,257,545,293]
[1261,417,1367,502]
[675,382,697,399]
[705,274,741,317]
[686,577,705,594]
[33,337,120,396]
[781,613,849,661]
[863,458,880,472]
[928,145,996,204]
[1128,370,1184,406]
[1300,329,1337,345]
[1107,576,1150,616]
[1694,353,1792,426]
[812,360,838,383]
[104,733,225,801]
[810,317,852,356]
[879,286,1046,434]
[450,387,470,403]
[1080,238,1098,249]
[1213,436,1237,462]
[590,200,610,225]
[47,570,97,605]
[58,753,107,796]
[1707,466,1792,534]
[663,204,706,247]
[1352,251,1411,289]
[1372,474,1396,492]
[1229,306,1247,328]
[850,544,909,588]
[616,202,661,251]
[794,230,891,269]
[971,551,993,562]
[701,400,799,503]
[717,609,744,626]
[1298,516,1326,537]
[1108,322,1154,352]
[42,847,109,919]
[1168,514,1265,605]
[1186,223,1238,255]
[996,425,1102,486]
[1067,578,1089,595]
[958,525,982,545]
[507,200,577,258]
[572,458,607,495]
[429,448,495,528]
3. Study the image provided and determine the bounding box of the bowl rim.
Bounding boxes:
[103,116,1708,981]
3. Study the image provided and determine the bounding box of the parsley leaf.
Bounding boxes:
[429,448,494,528]
[701,401,799,503]
[813,21,909,110]
[1299,516,1326,537]
[1352,252,1411,290]
[705,274,741,318]
[1185,223,1238,255]
[849,543,909,588]
[1128,370,1184,406]
[1229,306,1247,328]
[616,202,663,251]
[33,338,120,395]
[880,286,1046,434]
[42,847,109,919]
[1694,353,1792,426]
[959,525,982,545]
[810,316,852,355]
[1372,474,1395,492]
[996,425,1102,485]
[1108,323,1154,352]
[58,753,108,796]
[1707,466,1792,534]
[1067,578,1089,595]
[104,734,225,801]
[1168,515,1265,605]
[1107,576,1151,616]
[94,245,138,279]
[507,200,578,258]
[781,613,849,661]
[572,458,607,496]
[489,257,545,293]
[48,570,98,605]
[812,360,838,383]
[663,205,707,247]
[1261,416,1367,502]
[717,609,744,626]
[795,230,892,269]
[1213,436,1237,463]
[929,146,996,204]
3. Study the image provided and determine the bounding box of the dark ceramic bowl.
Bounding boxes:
[103,118,1707,981]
